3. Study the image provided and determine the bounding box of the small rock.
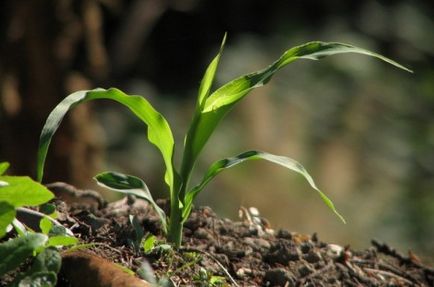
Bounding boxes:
[303,250,322,263]
[276,229,292,239]
[194,228,211,240]
[263,268,295,287]
[265,241,300,265]
[327,244,344,259]
[298,264,314,277]
[236,267,252,278]
[244,237,271,250]
[300,242,313,254]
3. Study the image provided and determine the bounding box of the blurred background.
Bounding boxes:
[1,0,433,263]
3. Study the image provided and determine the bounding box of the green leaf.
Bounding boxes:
[0,233,48,276]
[39,217,53,235]
[179,34,226,195]
[0,162,9,175]
[142,234,157,254]
[183,150,345,223]
[0,176,54,207]
[197,33,227,108]
[36,88,177,198]
[95,171,167,232]
[31,247,61,274]
[11,248,61,287]
[183,42,412,186]
[46,235,78,248]
[0,201,15,238]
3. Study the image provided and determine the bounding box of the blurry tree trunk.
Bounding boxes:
[0,0,105,187]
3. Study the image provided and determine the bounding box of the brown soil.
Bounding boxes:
[3,183,434,286]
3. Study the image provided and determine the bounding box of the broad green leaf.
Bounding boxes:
[183,150,345,223]
[142,234,157,254]
[0,233,48,276]
[46,235,78,247]
[30,247,61,274]
[36,88,177,198]
[0,201,15,238]
[183,42,412,184]
[0,176,54,207]
[39,217,53,235]
[95,171,167,232]
[0,162,9,175]
[11,248,61,287]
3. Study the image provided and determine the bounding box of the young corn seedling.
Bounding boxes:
[36,35,411,247]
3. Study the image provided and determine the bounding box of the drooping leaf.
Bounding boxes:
[36,88,177,198]
[0,201,15,238]
[183,150,345,223]
[0,176,54,207]
[95,171,167,232]
[183,42,412,184]
[0,162,9,175]
[0,233,48,276]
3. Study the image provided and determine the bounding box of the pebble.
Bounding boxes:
[263,268,296,287]
[244,237,271,250]
[303,250,322,263]
[193,227,211,240]
[298,264,315,277]
[276,229,292,239]
[236,267,252,278]
[300,242,313,254]
[327,244,344,259]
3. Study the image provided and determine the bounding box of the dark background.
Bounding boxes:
[1,0,433,263]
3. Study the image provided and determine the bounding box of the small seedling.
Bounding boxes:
[36,35,411,247]
[193,267,228,287]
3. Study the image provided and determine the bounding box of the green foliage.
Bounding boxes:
[95,172,167,232]
[193,267,228,287]
[0,162,77,286]
[0,233,48,276]
[142,234,157,254]
[0,176,54,208]
[36,36,411,247]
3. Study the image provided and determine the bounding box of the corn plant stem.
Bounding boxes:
[167,196,183,247]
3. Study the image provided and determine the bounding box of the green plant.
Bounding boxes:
[36,35,411,247]
[193,267,228,287]
[0,162,77,286]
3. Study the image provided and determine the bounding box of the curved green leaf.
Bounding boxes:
[183,42,412,184]
[94,171,167,232]
[0,176,54,207]
[0,202,15,238]
[183,150,345,223]
[36,88,177,197]
[0,162,9,175]
[0,233,48,276]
